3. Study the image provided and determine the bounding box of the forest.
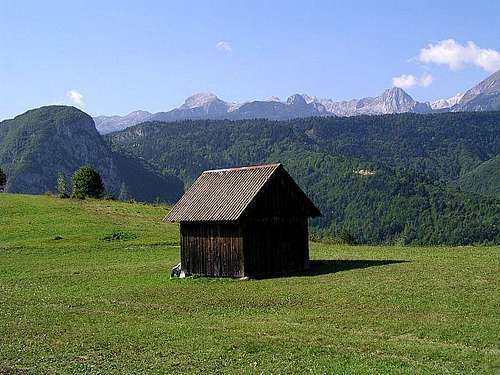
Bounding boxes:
[107,111,500,245]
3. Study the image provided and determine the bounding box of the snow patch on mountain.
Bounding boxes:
[431,93,464,110]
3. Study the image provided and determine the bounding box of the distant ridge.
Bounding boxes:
[93,70,500,134]
[94,110,152,134]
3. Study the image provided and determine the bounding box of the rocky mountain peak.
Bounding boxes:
[431,93,464,110]
[265,96,281,102]
[379,87,418,112]
[454,70,500,111]
[300,94,317,104]
[181,93,222,109]
[286,94,308,106]
[128,110,151,117]
[383,87,413,100]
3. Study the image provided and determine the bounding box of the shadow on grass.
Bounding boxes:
[303,259,409,276]
[250,259,409,279]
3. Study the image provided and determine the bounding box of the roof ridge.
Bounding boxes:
[203,163,281,174]
[166,163,320,222]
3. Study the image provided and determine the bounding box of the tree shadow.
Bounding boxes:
[303,259,409,276]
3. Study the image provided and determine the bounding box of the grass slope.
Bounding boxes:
[0,194,499,374]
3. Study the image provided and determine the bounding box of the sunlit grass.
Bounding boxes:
[0,194,498,374]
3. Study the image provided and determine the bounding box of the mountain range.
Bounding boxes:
[94,70,500,134]
[1,104,498,245]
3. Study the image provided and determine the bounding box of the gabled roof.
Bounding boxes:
[166,163,320,222]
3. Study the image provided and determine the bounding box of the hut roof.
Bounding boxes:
[166,163,320,222]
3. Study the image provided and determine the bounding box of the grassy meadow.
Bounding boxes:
[0,194,499,374]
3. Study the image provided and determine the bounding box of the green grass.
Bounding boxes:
[0,194,499,374]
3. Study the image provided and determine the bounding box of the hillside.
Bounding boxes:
[458,156,500,198]
[107,112,500,245]
[0,106,183,202]
[0,194,498,374]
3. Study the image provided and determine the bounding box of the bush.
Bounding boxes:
[72,166,104,199]
[57,172,68,198]
[338,229,357,245]
[100,231,137,241]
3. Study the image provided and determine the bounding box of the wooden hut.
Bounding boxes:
[165,163,321,278]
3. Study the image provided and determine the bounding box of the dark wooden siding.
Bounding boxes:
[243,167,319,219]
[180,222,244,277]
[243,217,309,277]
[240,169,311,277]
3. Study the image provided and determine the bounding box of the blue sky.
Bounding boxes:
[1,0,499,119]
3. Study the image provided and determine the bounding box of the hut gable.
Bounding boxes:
[242,165,321,219]
[166,163,320,222]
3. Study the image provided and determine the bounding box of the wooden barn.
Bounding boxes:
[166,163,321,278]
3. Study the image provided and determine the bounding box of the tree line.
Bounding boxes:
[0,165,105,199]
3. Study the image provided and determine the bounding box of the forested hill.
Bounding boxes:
[107,112,500,245]
[0,106,183,203]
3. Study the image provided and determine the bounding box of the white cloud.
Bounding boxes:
[66,90,84,105]
[216,41,232,52]
[419,39,500,73]
[392,73,433,89]
[419,73,433,87]
[393,74,418,88]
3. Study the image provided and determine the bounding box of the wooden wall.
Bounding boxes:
[243,217,309,277]
[179,167,313,278]
[240,168,311,277]
[180,222,245,277]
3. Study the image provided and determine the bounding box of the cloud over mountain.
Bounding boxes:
[419,39,500,72]
[392,73,433,89]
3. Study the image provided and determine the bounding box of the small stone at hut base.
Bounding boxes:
[171,263,182,278]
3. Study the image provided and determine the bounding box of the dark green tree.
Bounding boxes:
[57,172,68,198]
[72,166,104,199]
[338,229,356,245]
[0,167,6,191]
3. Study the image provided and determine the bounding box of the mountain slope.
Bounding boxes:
[454,70,500,111]
[0,106,183,202]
